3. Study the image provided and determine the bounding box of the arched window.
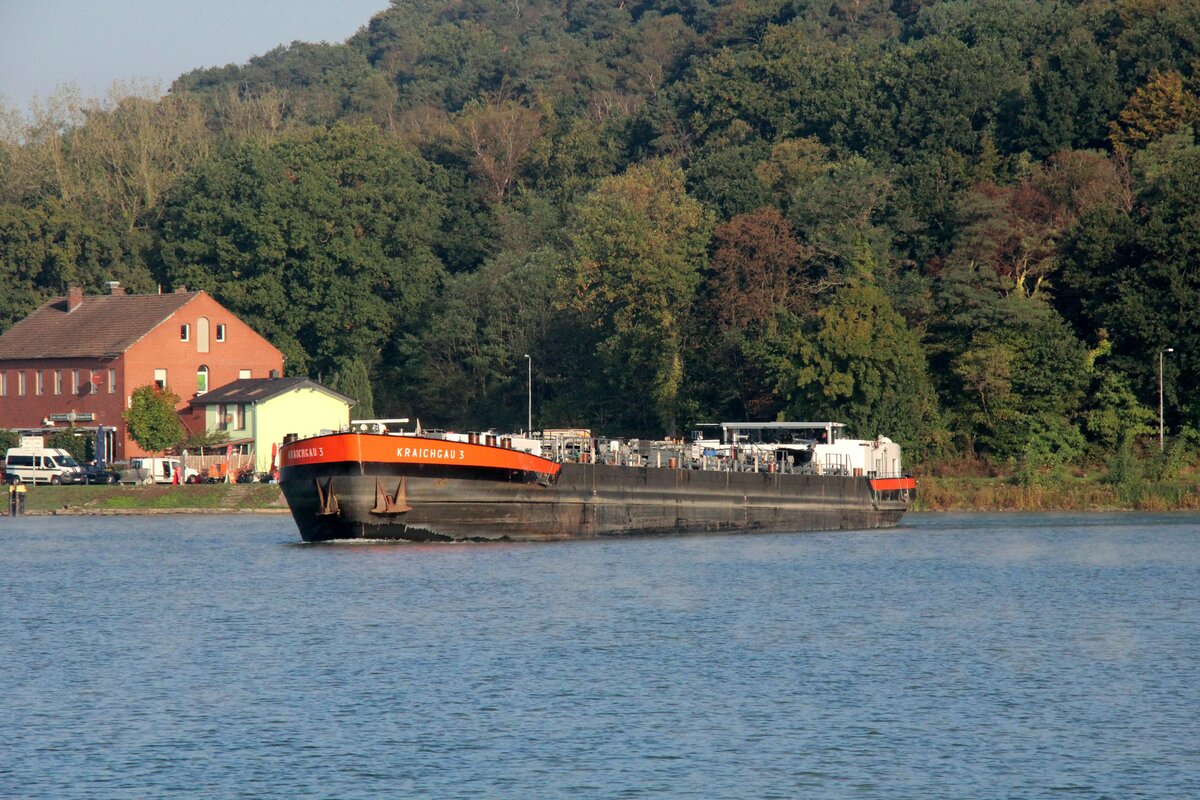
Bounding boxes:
[196,365,209,395]
[197,316,210,353]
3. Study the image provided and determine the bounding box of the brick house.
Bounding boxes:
[0,283,284,462]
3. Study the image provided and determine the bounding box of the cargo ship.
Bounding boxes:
[277,420,916,543]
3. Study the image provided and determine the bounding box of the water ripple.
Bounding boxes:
[0,512,1197,798]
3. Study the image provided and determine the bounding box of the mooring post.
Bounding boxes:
[9,482,26,517]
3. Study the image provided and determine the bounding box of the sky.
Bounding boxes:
[0,0,392,113]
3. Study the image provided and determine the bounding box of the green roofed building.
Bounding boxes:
[186,377,355,473]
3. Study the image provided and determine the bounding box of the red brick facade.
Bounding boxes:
[0,288,284,461]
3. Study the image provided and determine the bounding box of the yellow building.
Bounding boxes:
[188,377,355,472]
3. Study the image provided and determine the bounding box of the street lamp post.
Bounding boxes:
[1160,347,1174,450]
[525,354,532,436]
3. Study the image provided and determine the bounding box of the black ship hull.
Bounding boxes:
[279,459,909,543]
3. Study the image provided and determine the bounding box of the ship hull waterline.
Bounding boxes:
[278,434,912,543]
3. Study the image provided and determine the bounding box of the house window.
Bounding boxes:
[108,369,116,394]
[18,371,26,396]
[0,371,6,396]
[36,370,43,395]
[72,369,80,394]
[154,368,167,390]
[238,369,251,379]
[180,323,190,342]
[196,365,209,395]
[217,403,246,431]
[54,370,62,395]
[87,370,97,394]
[216,324,226,342]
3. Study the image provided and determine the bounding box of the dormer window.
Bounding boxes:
[216,324,226,342]
[181,323,190,342]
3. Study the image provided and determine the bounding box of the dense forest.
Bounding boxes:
[3,0,1200,474]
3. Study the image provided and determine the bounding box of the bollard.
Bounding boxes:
[9,482,27,517]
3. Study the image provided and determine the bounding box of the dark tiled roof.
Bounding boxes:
[191,377,356,406]
[0,291,200,360]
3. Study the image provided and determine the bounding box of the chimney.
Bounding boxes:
[66,286,83,312]
[106,281,124,295]
[174,285,188,293]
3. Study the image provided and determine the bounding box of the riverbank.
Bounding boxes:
[914,475,1200,512]
[7,474,1200,516]
[9,483,289,515]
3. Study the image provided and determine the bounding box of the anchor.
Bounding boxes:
[315,477,340,517]
[371,477,412,515]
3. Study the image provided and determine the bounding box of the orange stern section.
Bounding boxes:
[869,477,916,492]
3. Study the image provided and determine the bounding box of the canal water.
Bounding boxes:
[1,513,1197,798]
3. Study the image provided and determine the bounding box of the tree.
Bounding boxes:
[0,200,156,335]
[393,247,560,427]
[953,336,1016,436]
[45,428,90,462]
[688,206,816,421]
[767,280,939,457]
[685,127,772,220]
[998,27,1122,156]
[614,13,697,100]
[1059,138,1200,430]
[1109,70,1200,156]
[330,357,374,420]
[453,97,543,204]
[1084,365,1156,451]
[686,34,878,149]
[562,160,712,434]
[159,123,447,382]
[704,207,814,333]
[872,35,1012,162]
[123,385,185,456]
[945,297,1089,460]
[787,155,893,283]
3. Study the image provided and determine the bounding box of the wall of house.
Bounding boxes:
[252,390,352,472]
[122,293,284,458]
[0,356,126,457]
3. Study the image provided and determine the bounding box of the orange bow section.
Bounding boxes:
[281,432,561,476]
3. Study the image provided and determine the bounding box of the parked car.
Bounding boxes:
[4,447,84,484]
[119,457,199,485]
[79,462,118,484]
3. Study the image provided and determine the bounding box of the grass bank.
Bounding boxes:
[10,474,1199,515]
[15,483,288,514]
[913,475,1200,512]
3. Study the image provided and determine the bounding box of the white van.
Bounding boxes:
[4,447,84,484]
[121,457,200,485]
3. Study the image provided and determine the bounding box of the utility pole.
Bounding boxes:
[525,354,532,436]
[1160,347,1174,450]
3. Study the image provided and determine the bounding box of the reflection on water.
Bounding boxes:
[2,512,1198,798]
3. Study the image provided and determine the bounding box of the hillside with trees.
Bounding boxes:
[4,0,1200,478]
